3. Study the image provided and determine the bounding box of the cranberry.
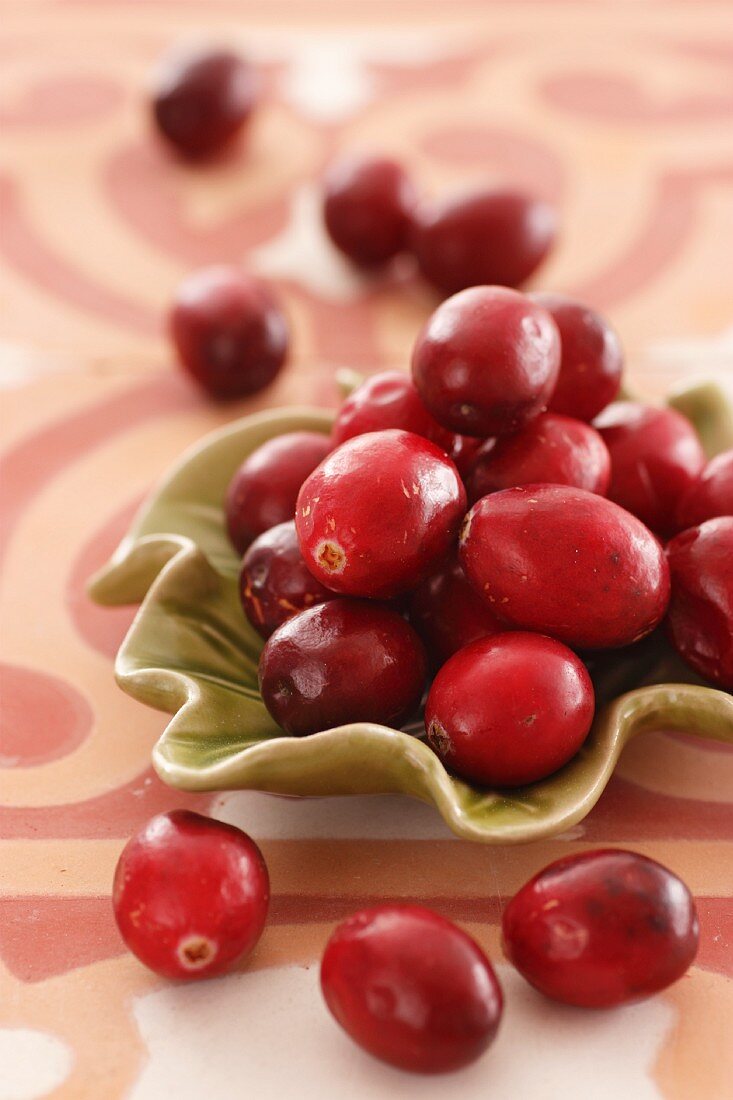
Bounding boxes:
[152,47,258,160]
[665,517,733,689]
[411,287,560,437]
[594,402,705,536]
[410,188,557,295]
[296,429,466,599]
[170,266,289,400]
[321,905,503,1073]
[466,412,610,503]
[239,521,334,638]
[449,433,485,476]
[226,431,330,554]
[322,155,416,266]
[502,849,699,1007]
[331,370,455,452]
[675,449,733,530]
[258,600,426,736]
[113,810,269,979]
[408,557,505,666]
[530,293,624,422]
[425,633,593,787]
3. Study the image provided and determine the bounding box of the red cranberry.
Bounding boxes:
[410,188,557,295]
[466,413,610,503]
[239,521,334,638]
[665,517,733,689]
[449,433,485,476]
[321,905,503,1073]
[530,294,624,422]
[322,155,416,266]
[411,287,560,437]
[258,599,426,736]
[675,449,733,530]
[152,47,258,160]
[425,633,594,787]
[170,266,289,400]
[332,370,455,452]
[502,849,699,1007]
[113,810,269,979]
[594,402,705,537]
[226,431,330,554]
[408,557,505,666]
[296,429,466,599]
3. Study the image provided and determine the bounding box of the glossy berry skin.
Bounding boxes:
[460,484,670,649]
[449,433,484,477]
[502,850,699,1008]
[665,518,733,689]
[675,449,733,530]
[152,48,258,160]
[408,558,505,667]
[170,266,289,400]
[113,811,269,980]
[425,633,594,787]
[296,429,466,599]
[531,294,624,422]
[594,402,705,537]
[466,412,611,503]
[412,287,560,437]
[323,156,416,266]
[226,431,331,554]
[410,189,557,295]
[259,600,426,736]
[239,521,334,639]
[332,370,455,453]
[321,905,503,1073]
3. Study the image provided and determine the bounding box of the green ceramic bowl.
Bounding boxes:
[89,380,733,843]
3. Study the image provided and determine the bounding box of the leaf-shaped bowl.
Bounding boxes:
[89,381,733,843]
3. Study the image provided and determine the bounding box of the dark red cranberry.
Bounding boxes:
[170,266,289,400]
[502,849,699,1007]
[258,600,426,736]
[239,521,334,638]
[321,905,503,1073]
[331,370,455,452]
[411,287,560,437]
[408,557,505,666]
[449,433,485,476]
[425,633,594,787]
[466,412,610,503]
[410,188,557,295]
[530,293,624,422]
[665,517,733,689]
[113,810,269,979]
[675,449,733,530]
[322,155,416,266]
[594,402,705,537]
[152,47,258,160]
[296,429,466,599]
[226,431,330,554]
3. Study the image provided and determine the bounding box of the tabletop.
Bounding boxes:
[1,1,732,1098]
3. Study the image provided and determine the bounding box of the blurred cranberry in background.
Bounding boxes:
[322,155,417,266]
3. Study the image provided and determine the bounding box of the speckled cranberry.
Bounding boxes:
[322,155,416,266]
[321,905,503,1073]
[258,599,426,736]
[408,557,505,666]
[113,810,269,979]
[411,287,560,437]
[675,449,733,530]
[170,266,289,400]
[665,517,733,689]
[331,370,455,452]
[226,431,331,554]
[239,521,334,638]
[502,849,699,1007]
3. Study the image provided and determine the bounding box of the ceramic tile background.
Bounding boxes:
[1,1,732,1097]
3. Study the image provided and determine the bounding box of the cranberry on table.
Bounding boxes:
[502,849,699,1007]
[322,155,416,266]
[675,449,733,530]
[531,293,624,422]
[466,412,611,503]
[296,429,466,599]
[412,286,560,437]
[594,402,705,537]
[226,431,330,554]
[665,517,733,689]
[113,810,269,979]
[331,370,455,452]
[152,47,258,160]
[459,484,670,649]
[410,188,557,295]
[408,557,505,667]
[321,905,503,1073]
[170,266,289,400]
[259,599,426,736]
